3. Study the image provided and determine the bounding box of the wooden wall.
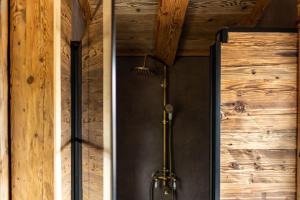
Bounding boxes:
[81,2,103,199]
[10,0,72,199]
[0,0,8,199]
[220,32,298,199]
[61,0,72,199]
[297,2,300,199]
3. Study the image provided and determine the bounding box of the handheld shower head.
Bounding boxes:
[165,104,174,120]
[131,55,156,78]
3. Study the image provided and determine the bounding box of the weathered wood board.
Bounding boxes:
[297,1,300,199]
[116,0,267,56]
[219,31,298,199]
[82,0,104,199]
[10,0,56,198]
[0,0,8,199]
[10,0,71,199]
[61,0,72,199]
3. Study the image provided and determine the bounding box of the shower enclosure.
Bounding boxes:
[116,56,213,199]
[115,28,298,200]
[67,1,299,200]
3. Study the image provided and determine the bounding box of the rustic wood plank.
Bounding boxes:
[78,0,92,22]
[297,1,300,199]
[220,32,298,199]
[115,0,256,15]
[0,0,8,199]
[239,0,271,27]
[10,0,64,199]
[115,0,258,57]
[153,0,189,66]
[81,2,103,199]
[103,0,113,198]
[61,0,72,199]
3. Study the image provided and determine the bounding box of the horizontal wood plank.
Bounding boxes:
[220,32,298,199]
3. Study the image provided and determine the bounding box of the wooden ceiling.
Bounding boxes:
[115,0,270,57]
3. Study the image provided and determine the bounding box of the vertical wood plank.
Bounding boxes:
[82,2,104,199]
[297,1,300,199]
[10,0,61,199]
[0,0,8,199]
[78,0,92,22]
[61,0,72,199]
[103,0,113,198]
[220,32,298,199]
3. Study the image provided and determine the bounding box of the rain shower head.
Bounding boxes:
[131,65,156,78]
[131,55,157,78]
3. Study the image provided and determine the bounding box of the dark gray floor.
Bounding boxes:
[117,57,210,200]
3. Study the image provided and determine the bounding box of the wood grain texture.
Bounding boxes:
[220,32,298,199]
[61,0,72,199]
[10,0,62,199]
[239,0,271,27]
[103,0,112,199]
[153,0,189,66]
[82,0,103,199]
[297,1,300,199]
[78,0,92,22]
[116,0,258,56]
[0,0,8,199]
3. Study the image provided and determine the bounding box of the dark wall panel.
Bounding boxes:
[117,57,210,200]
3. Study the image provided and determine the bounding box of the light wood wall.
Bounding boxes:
[220,32,298,199]
[10,0,71,199]
[0,0,8,199]
[61,0,72,199]
[82,2,103,199]
[103,0,113,199]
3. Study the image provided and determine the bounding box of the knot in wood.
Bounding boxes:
[27,75,34,84]
[234,101,245,113]
[230,162,240,170]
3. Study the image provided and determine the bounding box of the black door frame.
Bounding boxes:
[71,41,83,200]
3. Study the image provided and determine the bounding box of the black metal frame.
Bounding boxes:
[210,27,298,200]
[210,42,221,200]
[71,41,83,200]
[7,0,12,198]
[112,1,117,199]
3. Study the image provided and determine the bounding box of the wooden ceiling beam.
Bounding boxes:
[153,0,189,66]
[239,0,271,27]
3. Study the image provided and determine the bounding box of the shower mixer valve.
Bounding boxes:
[152,170,177,193]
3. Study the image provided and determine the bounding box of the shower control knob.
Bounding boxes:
[173,180,177,190]
[154,179,159,188]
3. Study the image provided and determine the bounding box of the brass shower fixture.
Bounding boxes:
[132,55,178,200]
[131,55,156,78]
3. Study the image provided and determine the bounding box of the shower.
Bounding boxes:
[132,55,178,200]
